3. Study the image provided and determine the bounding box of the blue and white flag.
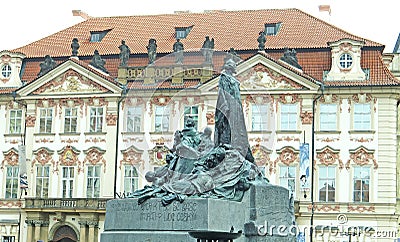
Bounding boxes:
[299,143,310,190]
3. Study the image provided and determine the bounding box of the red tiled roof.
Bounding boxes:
[0,87,17,95]
[12,8,381,58]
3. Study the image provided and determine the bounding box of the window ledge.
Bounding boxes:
[348,130,375,134]
[315,131,341,135]
[84,132,107,135]
[4,133,24,137]
[149,131,174,135]
[276,130,302,134]
[249,130,272,134]
[59,132,81,136]
[121,131,145,135]
[34,133,56,136]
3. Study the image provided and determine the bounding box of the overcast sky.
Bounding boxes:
[2,0,399,52]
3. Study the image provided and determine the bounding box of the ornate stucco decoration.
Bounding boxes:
[33,69,108,94]
[307,204,340,212]
[271,146,299,174]
[148,145,170,166]
[106,113,117,126]
[32,147,56,172]
[346,146,377,170]
[1,148,19,169]
[206,112,215,125]
[316,146,343,170]
[347,204,375,213]
[237,64,302,90]
[37,98,57,108]
[119,145,144,169]
[244,94,274,115]
[122,97,145,110]
[26,115,36,127]
[57,145,80,168]
[179,96,203,110]
[59,98,84,117]
[6,100,25,110]
[149,96,172,116]
[83,147,106,173]
[347,93,376,113]
[251,143,271,167]
[300,111,313,125]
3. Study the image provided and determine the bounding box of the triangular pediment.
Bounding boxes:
[200,53,320,93]
[17,59,122,97]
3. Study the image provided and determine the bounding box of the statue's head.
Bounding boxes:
[222,59,237,73]
[185,117,196,128]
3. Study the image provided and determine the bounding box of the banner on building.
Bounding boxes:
[18,145,28,189]
[299,143,310,190]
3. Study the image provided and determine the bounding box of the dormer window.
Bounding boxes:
[175,26,193,39]
[339,53,353,69]
[90,30,111,42]
[1,64,11,78]
[264,22,281,36]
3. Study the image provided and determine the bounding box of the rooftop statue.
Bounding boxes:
[71,38,79,57]
[128,59,267,206]
[280,47,302,70]
[90,50,108,74]
[146,38,157,64]
[173,39,184,64]
[118,40,131,67]
[257,31,266,51]
[201,36,214,64]
[38,55,57,76]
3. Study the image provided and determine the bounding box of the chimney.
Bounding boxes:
[318,5,331,22]
[72,10,92,20]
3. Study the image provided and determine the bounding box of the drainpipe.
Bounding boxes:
[113,86,127,198]
[310,81,324,242]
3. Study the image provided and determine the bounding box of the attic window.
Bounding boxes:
[175,26,193,39]
[1,64,11,78]
[264,22,281,36]
[90,30,110,42]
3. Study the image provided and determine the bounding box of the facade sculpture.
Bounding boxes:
[201,36,214,64]
[118,40,131,66]
[146,38,157,64]
[90,50,108,73]
[71,38,79,57]
[173,39,184,64]
[280,47,302,69]
[257,31,266,51]
[38,55,57,76]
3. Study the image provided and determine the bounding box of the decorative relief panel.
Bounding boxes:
[148,145,170,166]
[179,96,204,110]
[206,112,215,125]
[347,93,376,113]
[346,146,377,170]
[122,97,145,110]
[316,146,343,170]
[26,115,36,127]
[271,146,299,174]
[1,148,18,169]
[149,96,172,116]
[119,145,144,169]
[251,144,271,167]
[59,98,84,117]
[300,111,313,125]
[106,113,117,126]
[32,148,56,171]
[244,94,274,115]
[83,147,106,173]
[57,145,80,168]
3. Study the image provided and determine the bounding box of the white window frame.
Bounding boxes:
[35,166,49,198]
[251,104,268,131]
[5,166,19,198]
[318,166,336,202]
[62,166,74,198]
[89,107,104,133]
[64,107,78,133]
[154,105,170,132]
[280,103,298,131]
[319,104,337,131]
[126,106,142,133]
[86,165,101,198]
[353,166,370,202]
[353,103,371,131]
[339,53,353,69]
[124,165,139,195]
[279,165,296,197]
[9,109,23,134]
[39,108,53,133]
[183,105,199,130]
[1,64,11,78]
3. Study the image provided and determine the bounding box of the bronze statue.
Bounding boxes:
[173,39,184,64]
[71,38,79,57]
[257,31,266,51]
[90,50,108,73]
[280,47,302,70]
[38,55,57,76]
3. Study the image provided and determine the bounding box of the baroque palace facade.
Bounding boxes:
[0,8,399,242]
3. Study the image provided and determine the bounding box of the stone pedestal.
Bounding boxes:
[101,184,295,242]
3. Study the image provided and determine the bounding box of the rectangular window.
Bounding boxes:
[318,166,336,202]
[87,165,100,198]
[9,110,22,134]
[90,33,100,42]
[155,105,170,132]
[2,236,15,242]
[319,104,337,131]
[354,103,371,130]
[62,167,74,198]
[35,166,49,198]
[127,106,142,132]
[252,104,268,131]
[124,165,139,195]
[279,166,296,197]
[353,166,370,202]
[5,166,19,198]
[280,104,297,130]
[64,108,78,133]
[184,106,199,129]
[39,108,53,133]
[90,107,103,132]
